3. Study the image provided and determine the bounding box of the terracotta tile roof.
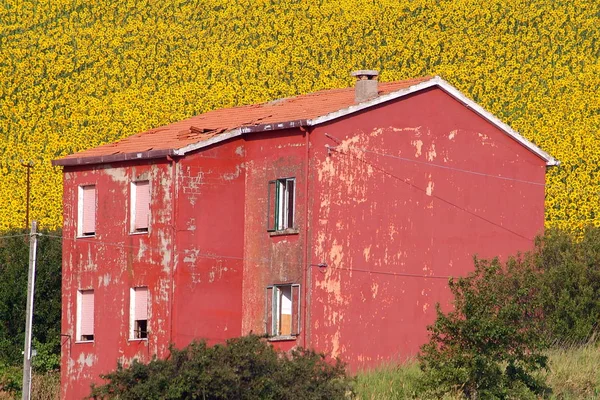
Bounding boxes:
[53,77,433,165]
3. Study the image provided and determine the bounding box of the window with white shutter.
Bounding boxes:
[266,284,300,338]
[78,185,96,237]
[77,289,94,341]
[130,287,148,339]
[267,178,295,232]
[130,181,150,233]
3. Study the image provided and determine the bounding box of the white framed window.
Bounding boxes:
[77,289,94,342]
[265,284,300,337]
[267,178,295,231]
[77,185,96,237]
[130,181,150,233]
[130,287,148,339]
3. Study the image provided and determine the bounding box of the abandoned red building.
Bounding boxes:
[52,71,558,398]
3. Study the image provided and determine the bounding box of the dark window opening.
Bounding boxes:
[267,178,295,231]
[265,284,301,337]
[134,320,148,339]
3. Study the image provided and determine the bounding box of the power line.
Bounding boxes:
[329,147,534,242]
[324,133,546,187]
[0,233,29,240]
[329,265,451,280]
[38,233,455,281]
[39,233,295,267]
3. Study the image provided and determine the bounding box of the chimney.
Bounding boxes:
[351,70,379,103]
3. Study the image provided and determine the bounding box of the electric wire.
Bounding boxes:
[328,147,534,242]
[324,133,547,187]
[329,265,451,280]
[38,233,452,280]
[34,133,536,280]
[0,233,30,240]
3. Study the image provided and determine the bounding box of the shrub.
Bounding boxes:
[535,227,600,344]
[0,363,21,398]
[88,334,352,400]
[31,370,60,400]
[419,256,549,399]
[0,228,62,371]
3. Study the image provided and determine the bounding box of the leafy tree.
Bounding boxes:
[535,227,600,343]
[0,228,62,370]
[419,256,549,399]
[89,335,352,400]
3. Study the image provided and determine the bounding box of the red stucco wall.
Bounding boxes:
[306,87,546,370]
[171,140,246,347]
[60,140,247,397]
[241,129,308,351]
[60,160,175,398]
[60,86,547,397]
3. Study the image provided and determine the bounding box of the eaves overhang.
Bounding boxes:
[52,76,559,167]
[51,149,176,167]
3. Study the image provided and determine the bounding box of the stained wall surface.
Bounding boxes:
[60,139,247,397]
[241,129,308,351]
[171,140,246,348]
[306,87,546,370]
[60,86,548,396]
[60,160,175,399]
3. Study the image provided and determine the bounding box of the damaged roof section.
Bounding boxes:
[52,76,559,167]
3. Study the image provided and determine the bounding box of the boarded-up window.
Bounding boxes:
[266,284,300,337]
[78,290,94,341]
[78,185,96,236]
[131,181,150,233]
[130,287,148,339]
[267,178,295,231]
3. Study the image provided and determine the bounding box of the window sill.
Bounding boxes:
[75,340,94,344]
[269,228,299,237]
[128,231,149,236]
[76,234,96,239]
[128,338,148,342]
[267,335,298,342]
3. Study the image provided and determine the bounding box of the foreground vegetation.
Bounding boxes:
[0,230,61,399]
[3,343,600,399]
[0,367,58,400]
[1,0,599,231]
[3,226,600,398]
[89,335,351,400]
[356,342,600,399]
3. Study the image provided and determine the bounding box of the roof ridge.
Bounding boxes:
[52,75,557,167]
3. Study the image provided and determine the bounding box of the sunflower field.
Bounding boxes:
[0,0,598,231]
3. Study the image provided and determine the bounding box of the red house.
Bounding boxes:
[52,71,557,398]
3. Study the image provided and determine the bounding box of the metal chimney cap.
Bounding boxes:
[351,70,379,80]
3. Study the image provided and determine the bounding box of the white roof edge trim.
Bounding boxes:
[174,76,559,166]
[433,77,560,166]
[173,79,444,156]
[174,128,244,156]
[307,78,441,126]
[309,75,559,166]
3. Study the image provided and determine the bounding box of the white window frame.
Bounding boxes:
[76,289,94,342]
[267,283,300,338]
[77,185,96,237]
[267,178,296,231]
[130,180,150,234]
[274,285,292,336]
[129,287,148,340]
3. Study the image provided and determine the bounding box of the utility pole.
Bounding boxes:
[22,221,38,400]
[21,162,33,231]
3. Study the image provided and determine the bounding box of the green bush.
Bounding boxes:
[535,227,600,344]
[88,334,352,400]
[0,363,22,397]
[418,256,549,399]
[0,228,62,371]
